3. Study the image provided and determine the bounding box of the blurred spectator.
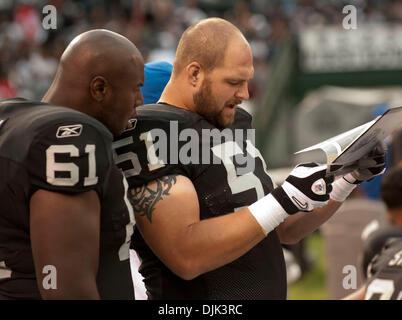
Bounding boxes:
[0,75,17,100]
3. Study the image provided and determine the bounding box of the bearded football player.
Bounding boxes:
[113,18,386,299]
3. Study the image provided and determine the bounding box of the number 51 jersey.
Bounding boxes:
[0,98,134,299]
[114,103,287,300]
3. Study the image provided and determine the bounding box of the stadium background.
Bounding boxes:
[1,0,402,299]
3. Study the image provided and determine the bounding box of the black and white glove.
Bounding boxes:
[248,162,333,236]
[272,162,334,214]
[330,142,386,202]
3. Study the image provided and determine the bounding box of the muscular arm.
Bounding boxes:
[276,199,343,244]
[30,189,100,299]
[131,175,266,280]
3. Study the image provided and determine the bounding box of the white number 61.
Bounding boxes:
[46,144,98,186]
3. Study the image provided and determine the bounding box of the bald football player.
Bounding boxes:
[0,29,144,299]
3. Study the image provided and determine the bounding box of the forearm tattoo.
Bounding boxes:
[129,175,178,223]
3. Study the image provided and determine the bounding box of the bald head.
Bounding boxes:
[173,18,248,76]
[43,29,145,136]
[59,29,142,83]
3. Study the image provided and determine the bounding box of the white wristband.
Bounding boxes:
[330,176,357,202]
[248,193,290,236]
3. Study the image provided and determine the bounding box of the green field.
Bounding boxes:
[288,232,327,300]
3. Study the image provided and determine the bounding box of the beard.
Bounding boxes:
[193,78,235,129]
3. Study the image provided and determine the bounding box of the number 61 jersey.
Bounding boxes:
[114,103,287,300]
[0,98,134,300]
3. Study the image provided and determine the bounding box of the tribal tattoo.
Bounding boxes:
[129,175,178,223]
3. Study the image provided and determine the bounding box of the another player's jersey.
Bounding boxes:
[365,238,402,300]
[0,98,134,299]
[114,103,286,299]
[361,220,402,277]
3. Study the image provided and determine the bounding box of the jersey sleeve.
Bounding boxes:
[113,115,194,188]
[27,120,113,197]
[365,238,402,300]
[367,238,402,276]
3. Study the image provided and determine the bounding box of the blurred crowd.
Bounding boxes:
[1,0,402,102]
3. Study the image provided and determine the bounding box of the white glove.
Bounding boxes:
[331,142,386,202]
[248,163,334,236]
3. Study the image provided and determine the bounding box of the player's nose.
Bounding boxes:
[235,82,250,100]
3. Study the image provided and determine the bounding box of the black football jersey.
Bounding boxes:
[365,238,402,300]
[361,222,402,277]
[113,103,286,299]
[0,98,134,299]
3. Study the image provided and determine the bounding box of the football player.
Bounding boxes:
[344,238,402,300]
[129,61,174,300]
[0,30,144,299]
[361,166,402,275]
[114,18,385,299]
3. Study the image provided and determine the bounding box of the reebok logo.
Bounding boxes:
[56,124,83,138]
[292,196,308,210]
[124,119,137,132]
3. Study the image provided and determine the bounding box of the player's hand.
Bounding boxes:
[331,142,386,202]
[271,162,334,214]
[347,142,386,183]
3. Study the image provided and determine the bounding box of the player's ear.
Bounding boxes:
[186,62,203,88]
[90,76,109,102]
